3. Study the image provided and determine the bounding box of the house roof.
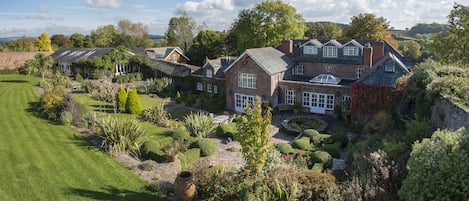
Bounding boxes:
[149,58,200,77]
[145,47,190,61]
[224,47,293,76]
[50,48,113,63]
[193,56,237,79]
[356,52,410,87]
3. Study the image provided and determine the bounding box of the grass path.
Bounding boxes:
[0,75,161,201]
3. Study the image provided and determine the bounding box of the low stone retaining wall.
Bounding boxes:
[431,94,469,135]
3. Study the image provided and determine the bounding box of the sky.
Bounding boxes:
[0,0,467,38]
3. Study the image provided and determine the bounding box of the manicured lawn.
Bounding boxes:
[0,74,162,201]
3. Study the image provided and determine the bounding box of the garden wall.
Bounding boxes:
[431,94,469,135]
[0,52,52,69]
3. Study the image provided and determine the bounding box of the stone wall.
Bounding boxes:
[431,94,469,135]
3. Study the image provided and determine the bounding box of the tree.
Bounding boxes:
[432,3,469,66]
[406,23,448,36]
[91,25,117,47]
[70,33,85,48]
[342,13,397,48]
[125,89,142,114]
[35,32,52,51]
[51,34,73,48]
[399,128,469,201]
[164,13,199,52]
[235,96,272,175]
[305,22,342,39]
[231,0,305,54]
[186,30,223,65]
[28,53,54,80]
[115,87,127,111]
[3,37,37,51]
[114,19,154,48]
[398,40,421,61]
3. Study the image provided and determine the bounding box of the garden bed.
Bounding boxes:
[281,115,327,135]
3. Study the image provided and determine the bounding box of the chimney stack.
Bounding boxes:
[363,44,373,68]
[372,40,385,62]
[281,39,293,56]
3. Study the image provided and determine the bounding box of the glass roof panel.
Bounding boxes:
[309,74,341,84]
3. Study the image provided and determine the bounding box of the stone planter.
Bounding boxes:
[174,171,196,201]
[167,153,178,162]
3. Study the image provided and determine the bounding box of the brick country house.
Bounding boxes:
[223,39,412,118]
[192,56,237,95]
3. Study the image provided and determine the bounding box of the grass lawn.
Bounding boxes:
[0,74,163,201]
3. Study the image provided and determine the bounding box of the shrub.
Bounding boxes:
[75,73,84,82]
[183,112,216,137]
[311,163,324,172]
[215,123,237,138]
[175,91,182,103]
[60,111,73,126]
[363,111,394,134]
[330,133,349,148]
[311,150,332,167]
[142,102,170,126]
[140,141,166,162]
[115,87,127,110]
[82,81,93,93]
[40,89,64,121]
[192,138,216,157]
[321,144,341,158]
[95,116,146,157]
[383,140,408,158]
[292,137,312,151]
[62,93,83,126]
[276,143,295,154]
[403,116,432,145]
[125,89,142,114]
[172,128,190,142]
[139,160,157,171]
[179,148,201,168]
[303,129,325,145]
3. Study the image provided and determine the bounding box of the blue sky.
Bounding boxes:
[0,0,466,37]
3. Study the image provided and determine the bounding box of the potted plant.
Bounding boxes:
[163,140,180,162]
[293,102,301,114]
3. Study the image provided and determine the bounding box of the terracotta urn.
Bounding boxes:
[174,171,196,201]
[167,153,178,162]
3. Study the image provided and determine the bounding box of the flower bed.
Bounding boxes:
[281,115,327,135]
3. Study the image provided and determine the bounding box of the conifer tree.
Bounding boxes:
[125,89,142,114]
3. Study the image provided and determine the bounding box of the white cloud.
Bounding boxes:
[176,0,235,15]
[37,5,47,13]
[85,0,120,9]
[379,0,397,9]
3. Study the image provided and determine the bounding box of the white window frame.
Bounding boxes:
[303,92,335,111]
[206,69,213,78]
[207,84,212,93]
[172,54,177,62]
[285,90,296,105]
[323,46,338,57]
[302,92,311,107]
[342,95,352,111]
[235,93,254,113]
[292,65,304,75]
[344,46,359,56]
[385,62,396,72]
[214,85,218,94]
[303,46,317,55]
[326,94,334,110]
[356,67,364,78]
[238,73,256,89]
[196,82,203,91]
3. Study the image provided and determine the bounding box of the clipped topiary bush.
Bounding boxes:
[330,133,349,148]
[141,141,166,162]
[311,163,324,172]
[125,89,142,114]
[292,137,312,151]
[215,122,237,138]
[179,148,201,168]
[303,129,321,145]
[321,144,341,159]
[172,128,190,142]
[311,150,332,167]
[115,87,127,111]
[192,138,216,156]
[276,143,295,154]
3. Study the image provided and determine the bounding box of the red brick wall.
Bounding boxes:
[224,55,276,111]
[0,52,52,69]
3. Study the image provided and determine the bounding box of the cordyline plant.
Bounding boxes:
[183,112,216,138]
[235,96,273,175]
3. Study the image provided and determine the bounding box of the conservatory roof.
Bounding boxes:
[309,74,342,84]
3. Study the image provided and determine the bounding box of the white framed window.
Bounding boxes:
[206,69,213,78]
[292,65,304,75]
[207,84,212,93]
[302,92,310,107]
[196,82,203,91]
[235,93,254,113]
[356,68,364,78]
[303,46,318,55]
[303,92,334,111]
[342,96,351,111]
[238,73,256,89]
[385,61,395,72]
[344,46,359,56]
[285,90,296,105]
[326,94,334,109]
[323,46,338,57]
[172,54,177,62]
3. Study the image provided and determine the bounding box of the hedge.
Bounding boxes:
[215,123,237,138]
[321,143,341,159]
[276,143,295,154]
[311,150,332,167]
[311,163,324,172]
[292,137,312,151]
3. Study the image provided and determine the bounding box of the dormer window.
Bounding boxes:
[385,61,395,73]
[206,69,213,78]
[323,46,337,57]
[292,65,304,75]
[303,46,317,55]
[344,46,359,56]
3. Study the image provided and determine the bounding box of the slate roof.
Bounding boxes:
[149,58,200,77]
[50,48,113,63]
[193,56,238,78]
[224,47,294,75]
[356,52,410,87]
[145,47,189,61]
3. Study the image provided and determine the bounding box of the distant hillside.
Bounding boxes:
[312,21,348,28]
[406,23,448,36]
[0,37,21,43]
[149,34,163,41]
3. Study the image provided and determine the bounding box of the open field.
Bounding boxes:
[0,74,161,200]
